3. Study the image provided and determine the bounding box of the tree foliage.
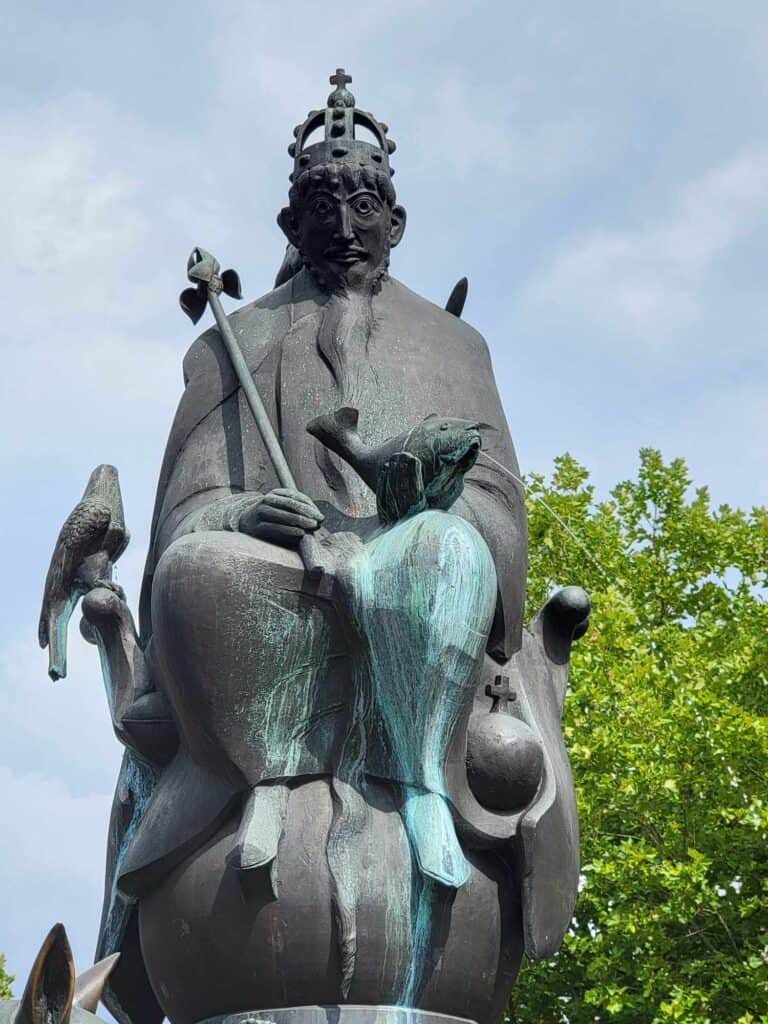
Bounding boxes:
[0,954,12,999]
[514,450,768,1024]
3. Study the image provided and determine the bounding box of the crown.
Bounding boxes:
[288,69,396,182]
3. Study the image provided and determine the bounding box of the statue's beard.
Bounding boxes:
[308,266,382,516]
[301,249,390,297]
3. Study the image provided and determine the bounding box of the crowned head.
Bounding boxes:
[278,69,406,293]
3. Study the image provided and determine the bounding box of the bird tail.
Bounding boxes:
[38,609,48,650]
[40,595,78,681]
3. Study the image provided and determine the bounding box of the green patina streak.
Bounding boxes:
[399,874,439,1007]
[231,591,333,779]
[350,509,496,1003]
[382,835,415,992]
[101,750,157,953]
[325,656,375,995]
[93,637,158,959]
[352,510,495,887]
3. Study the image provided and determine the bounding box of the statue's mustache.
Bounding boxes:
[323,243,368,260]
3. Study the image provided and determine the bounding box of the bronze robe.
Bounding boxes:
[97,270,578,1024]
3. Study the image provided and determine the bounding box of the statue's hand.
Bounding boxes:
[238,488,324,547]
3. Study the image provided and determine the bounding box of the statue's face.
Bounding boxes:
[280,167,406,290]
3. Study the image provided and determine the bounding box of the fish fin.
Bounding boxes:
[376,451,425,525]
[306,406,359,446]
[333,406,360,431]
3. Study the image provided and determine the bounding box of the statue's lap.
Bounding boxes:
[152,528,352,784]
[151,511,496,788]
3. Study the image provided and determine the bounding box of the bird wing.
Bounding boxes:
[38,500,112,647]
[108,524,131,562]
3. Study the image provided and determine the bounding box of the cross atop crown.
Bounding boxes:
[327,67,355,108]
[330,68,352,88]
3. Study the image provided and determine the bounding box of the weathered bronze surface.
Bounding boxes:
[41,69,589,1024]
[0,925,117,1024]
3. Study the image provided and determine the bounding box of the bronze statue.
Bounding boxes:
[42,69,588,1024]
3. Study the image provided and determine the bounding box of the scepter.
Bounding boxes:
[180,247,325,580]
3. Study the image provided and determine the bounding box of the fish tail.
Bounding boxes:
[306,406,360,456]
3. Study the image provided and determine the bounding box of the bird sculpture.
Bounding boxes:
[38,464,129,681]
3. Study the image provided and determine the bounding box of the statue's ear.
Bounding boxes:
[390,204,407,248]
[16,924,75,1024]
[277,207,300,249]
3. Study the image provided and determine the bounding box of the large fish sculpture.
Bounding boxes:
[307,407,487,523]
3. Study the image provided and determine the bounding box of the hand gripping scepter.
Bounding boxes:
[180,247,325,580]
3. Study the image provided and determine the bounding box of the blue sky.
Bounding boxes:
[1,0,767,998]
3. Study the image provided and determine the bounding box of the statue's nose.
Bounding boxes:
[336,203,355,240]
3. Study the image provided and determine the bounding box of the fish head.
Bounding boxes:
[413,415,484,466]
[408,415,491,509]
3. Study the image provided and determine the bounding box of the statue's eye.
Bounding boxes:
[311,198,334,218]
[353,196,379,216]
[440,423,449,431]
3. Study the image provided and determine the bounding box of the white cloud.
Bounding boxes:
[403,76,597,185]
[0,765,112,884]
[524,148,768,344]
[671,378,768,507]
[0,628,124,796]
[0,94,150,319]
[0,762,113,998]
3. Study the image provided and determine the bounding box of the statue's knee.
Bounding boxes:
[152,531,306,637]
[154,532,231,619]
[363,511,497,623]
[407,510,496,587]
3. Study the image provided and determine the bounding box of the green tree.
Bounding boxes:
[513,449,768,1024]
[0,954,12,999]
